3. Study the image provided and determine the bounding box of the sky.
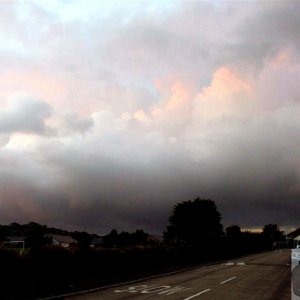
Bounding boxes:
[0,0,300,234]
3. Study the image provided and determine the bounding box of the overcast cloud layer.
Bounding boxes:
[0,1,300,234]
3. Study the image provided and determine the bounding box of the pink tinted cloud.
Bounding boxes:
[194,67,254,121]
[0,68,101,118]
[0,70,65,105]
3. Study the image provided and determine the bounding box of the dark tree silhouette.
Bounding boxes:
[262,224,284,248]
[132,229,148,245]
[25,222,49,247]
[118,231,131,247]
[164,198,223,245]
[103,229,149,247]
[71,231,93,249]
[226,225,241,239]
[103,229,118,247]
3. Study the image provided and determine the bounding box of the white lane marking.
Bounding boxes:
[220,276,237,285]
[114,285,150,293]
[114,284,190,296]
[183,289,211,300]
[159,286,191,295]
[224,262,245,266]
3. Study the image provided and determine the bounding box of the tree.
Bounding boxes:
[262,224,284,248]
[103,229,149,248]
[25,222,49,247]
[131,230,148,245]
[71,231,93,249]
[103,229,118,247]
[118,231,131,247]
[164,198,223,245]
[226,225,241,239]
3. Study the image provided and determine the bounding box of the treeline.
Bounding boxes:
[102,229,150,247]
[0,198,287,250]
[0,222,151,248]
[163,198,286,251]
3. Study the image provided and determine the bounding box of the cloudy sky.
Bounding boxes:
[0,0,300,234]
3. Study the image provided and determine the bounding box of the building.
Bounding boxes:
[146,235,164,245]
[47,234,77,248]
[287,228,300,248]
[3,236,25,249]
[90,237,104,248]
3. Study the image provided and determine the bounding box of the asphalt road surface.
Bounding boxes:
[65,250,290,300]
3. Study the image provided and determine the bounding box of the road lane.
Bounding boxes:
[65,250,290,300]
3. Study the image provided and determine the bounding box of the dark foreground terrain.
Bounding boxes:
[62,250,290,300]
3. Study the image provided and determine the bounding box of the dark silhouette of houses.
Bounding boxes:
[3,236,25,249]
[147,235,163,245]
[90,237,104,248]
[47,234,77,248]
[287,228,300,248]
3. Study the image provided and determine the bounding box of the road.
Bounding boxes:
[65,250,290,300]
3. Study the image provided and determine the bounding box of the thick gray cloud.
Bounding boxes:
[0,97,52,135]
[58,113,94,134]
[223,2,300,69]
[0,1,299,234]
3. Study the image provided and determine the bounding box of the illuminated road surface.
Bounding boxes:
[65,250,290,300]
